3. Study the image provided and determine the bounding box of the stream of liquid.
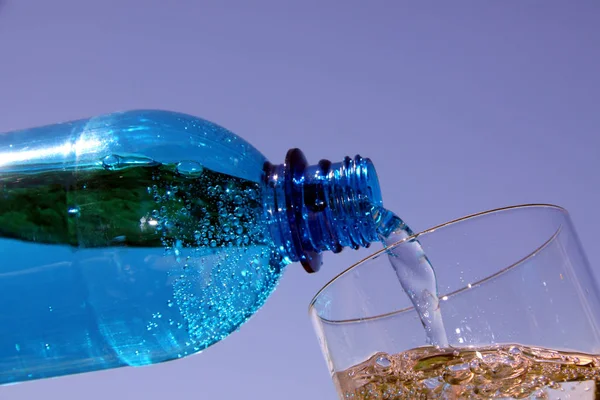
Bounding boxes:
[376,210,449,347]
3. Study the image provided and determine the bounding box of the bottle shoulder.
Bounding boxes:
[0,110,268,182]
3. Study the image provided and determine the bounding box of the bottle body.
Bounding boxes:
[0,111,287,384]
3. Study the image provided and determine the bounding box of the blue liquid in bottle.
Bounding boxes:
[0,110,402,385]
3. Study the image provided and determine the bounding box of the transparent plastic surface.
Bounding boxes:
[0,110,286,384]
[310,205,600,399]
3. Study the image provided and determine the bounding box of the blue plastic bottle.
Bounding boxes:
[0,110,398,385]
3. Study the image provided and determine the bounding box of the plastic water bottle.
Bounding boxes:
[0,110,400,385]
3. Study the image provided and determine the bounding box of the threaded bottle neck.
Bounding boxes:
[262,149,387,273]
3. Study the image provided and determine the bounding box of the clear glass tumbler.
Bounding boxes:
[309,204,600,399]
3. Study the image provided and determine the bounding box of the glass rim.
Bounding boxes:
[308,203,568,320]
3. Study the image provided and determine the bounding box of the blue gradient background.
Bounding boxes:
[0,1,598,399]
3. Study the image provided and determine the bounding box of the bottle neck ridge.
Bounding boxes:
[263,148,384,273]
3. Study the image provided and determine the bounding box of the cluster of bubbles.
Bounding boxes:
[139,160,285,355]
[170,246,282,355]
[338,345,600,399]
[146,312,163,332]
[144,165,263,254]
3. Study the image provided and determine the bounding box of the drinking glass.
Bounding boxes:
[309,204,600,399]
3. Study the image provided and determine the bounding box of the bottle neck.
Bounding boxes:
[262,148,385,273]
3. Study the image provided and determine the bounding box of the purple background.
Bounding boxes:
[1,1,599,399]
